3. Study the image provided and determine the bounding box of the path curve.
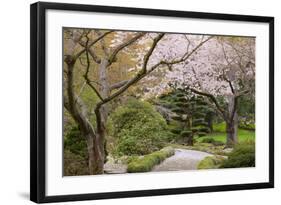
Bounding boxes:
[152,149,212,172]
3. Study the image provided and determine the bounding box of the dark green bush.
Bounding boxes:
[201,137,225,146]
[64,126,89,176]
[201,137,215,143]
[197,132,207,137]
[220,143,255,168]
[127,147,175,173]
[111,99,170,156]
[180,130,192,137]
[64,150,89,176]
[64,126,87,159]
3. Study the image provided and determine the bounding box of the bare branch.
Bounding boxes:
[189,87,227,120]
[83,37,104,101]
[95,30,110,57]
[74,31,113,61]
[108,32,146,66]
[222,69,235,94]
[79,41,101,64]
[236,89,250,98]
[110,80,129,91]
[75,82,86,104]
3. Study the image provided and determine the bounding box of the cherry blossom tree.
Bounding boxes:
[149,36,255,147]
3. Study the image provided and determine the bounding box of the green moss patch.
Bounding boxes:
[197,155,225,169]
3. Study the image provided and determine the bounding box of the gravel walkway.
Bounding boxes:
[152,149,213,172]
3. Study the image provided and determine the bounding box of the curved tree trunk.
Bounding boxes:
[65,62,105,175]
[86,134,104,174]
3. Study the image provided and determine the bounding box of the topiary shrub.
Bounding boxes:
[127,147,175,173]
[111,99,171,156]
[220,142,255,168]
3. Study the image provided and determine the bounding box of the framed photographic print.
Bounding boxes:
[30,1,274,203]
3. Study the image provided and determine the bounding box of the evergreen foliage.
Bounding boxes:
[158,89,211,145]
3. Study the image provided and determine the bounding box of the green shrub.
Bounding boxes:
[197,156,225,169]
[213,122,226,133]
[201,137,215,143]
[64,150,89,176]
[181,130,192,137]
[197,132,207,137]
[201,137,225,146]
[239,123,255,131]
[127,147,175,173]
[220,142,255,168]
[111,99,170,156]
[64,126,87,159]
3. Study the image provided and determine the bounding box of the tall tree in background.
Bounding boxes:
[63,29,212,174]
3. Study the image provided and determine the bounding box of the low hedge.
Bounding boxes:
[127,147,175,173]
[197,155,225,169]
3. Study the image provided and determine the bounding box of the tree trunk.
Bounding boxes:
[225,114,238,147]
[187,135,194,146]
[98,59,110,122]
[206,112,213,132]
[97,59,110,163]
[86,135,104,174]
[226,121,235,147]
[65,62,105,175]
[225,96,238,147]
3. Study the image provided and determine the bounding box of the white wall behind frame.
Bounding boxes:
[0,0,279,205]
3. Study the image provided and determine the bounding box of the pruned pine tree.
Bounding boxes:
[159,89,210,146]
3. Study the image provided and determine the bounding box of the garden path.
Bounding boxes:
[152,149,212,171]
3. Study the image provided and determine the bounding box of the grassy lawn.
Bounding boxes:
[197,129,255,143]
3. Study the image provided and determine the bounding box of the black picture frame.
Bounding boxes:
[30,1,274,203]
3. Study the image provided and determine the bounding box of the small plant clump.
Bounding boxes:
[197,155,226,169]
[220,142,255,168]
